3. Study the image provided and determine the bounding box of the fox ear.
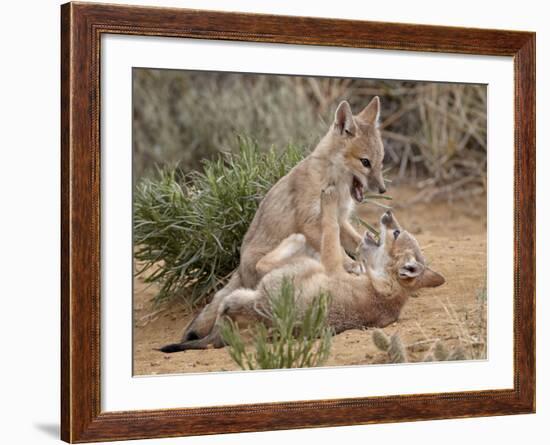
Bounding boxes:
[334,100,356,136]
[358,96,380,126]
[419,267,446,288]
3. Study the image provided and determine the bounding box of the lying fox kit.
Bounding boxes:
[179,97,386,342]
[160,188,445,353]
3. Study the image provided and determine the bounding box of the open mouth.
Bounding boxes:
[351,175,364,203]
[363,231,380,247]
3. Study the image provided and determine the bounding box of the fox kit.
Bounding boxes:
[160,187,445,353]
[180,97,387,342]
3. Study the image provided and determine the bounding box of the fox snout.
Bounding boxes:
[375,173,386,194]
[367,173,386,194]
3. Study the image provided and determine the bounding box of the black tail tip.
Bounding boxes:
[158,343,185,353]
[183,331,200,341]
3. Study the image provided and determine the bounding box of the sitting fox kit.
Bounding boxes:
[180,97,386,342]
[160,187,445,353]
[240,96,386,287]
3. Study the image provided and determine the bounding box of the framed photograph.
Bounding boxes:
[61,2,535,442]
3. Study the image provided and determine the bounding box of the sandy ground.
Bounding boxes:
[133,186,487,375]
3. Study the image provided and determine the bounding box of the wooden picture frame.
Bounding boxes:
[61,2,535,442]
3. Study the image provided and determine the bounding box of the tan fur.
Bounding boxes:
[161,187,445,353]
[180,97,386,341]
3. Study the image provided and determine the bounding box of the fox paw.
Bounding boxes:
[321,184,338,208]
[286,233,306,245]
[281,233,306,252]
[345,259,366,275]
[272,233,307,260]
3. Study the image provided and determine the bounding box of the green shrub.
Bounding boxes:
[133,138,304,306]
[220,279,334,370]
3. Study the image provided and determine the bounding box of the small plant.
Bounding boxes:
[133,138,304,306]
[371,329,466,364]
[422,340,466,362]
[220,279,334,370]
[372,329,408,363]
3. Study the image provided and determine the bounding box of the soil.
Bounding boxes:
[133,186,487,376]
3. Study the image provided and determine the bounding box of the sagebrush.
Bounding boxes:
[220,278,334,370]
[133,138,304,306]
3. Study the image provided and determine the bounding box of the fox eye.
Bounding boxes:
[360,158,371,168]
[393,230,400,240]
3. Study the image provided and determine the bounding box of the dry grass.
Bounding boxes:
[133,70,486,199]
[372,287,487,363]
